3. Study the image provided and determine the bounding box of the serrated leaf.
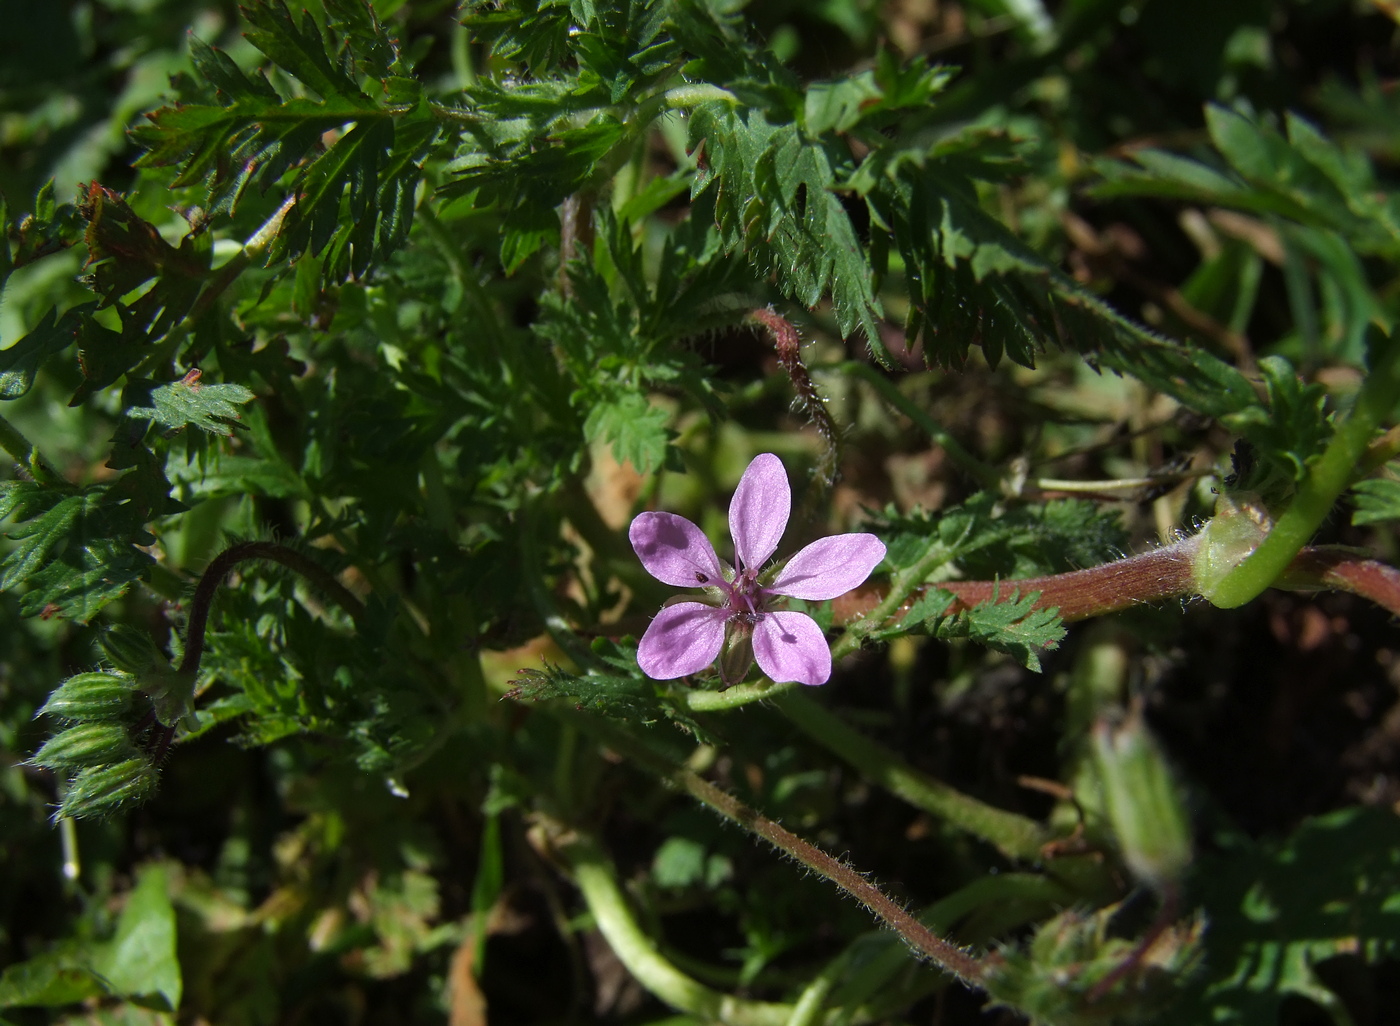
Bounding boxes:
[927,589,1067,671]
[133,2,439,278]
[1222,355,1331,492]
[0,469,169,621]
[583,391,670,473]
[1351,473,1400,526]
[506,663,658,720]
[126,373,255,436]
[505,660,713,742]
[241,0,365,103]
[690,103,883,349]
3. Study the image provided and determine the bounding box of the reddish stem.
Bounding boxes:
[1280,546,1400,617]
[749,308,840,486]
[829,538,1400,626]
[179,541,366,678]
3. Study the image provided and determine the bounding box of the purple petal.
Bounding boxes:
[768,534,887,601]
[637,602,727,679]
[630,512,724,588]
[752,611,831,686]
[729,453,790,570]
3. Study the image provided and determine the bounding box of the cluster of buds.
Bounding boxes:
[28,625,190,820]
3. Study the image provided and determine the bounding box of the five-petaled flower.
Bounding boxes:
[629,453,886,686]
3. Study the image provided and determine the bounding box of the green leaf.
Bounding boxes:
[652,836,709,888]
[0,954,108,1009]
[926,589,1067,671]
[506,662,659,722]
[0,466,169,621]
[133,3,439,278]
[1178,807,1400,1024]
[506,658,713,743]
[1222,355,1331,492]
[875,494,1128,582]
[95,864,182,1011]
[583,391,670,473]
[241,0,366,103]
[690,103,883,350]
[0,305,89,401]
[1351,472,1400,526]
[126,373,255,436]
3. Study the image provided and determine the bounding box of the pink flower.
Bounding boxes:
[629,453,886,686]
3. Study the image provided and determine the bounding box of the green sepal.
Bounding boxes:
[30,723,137,770]
[38,671,136,721]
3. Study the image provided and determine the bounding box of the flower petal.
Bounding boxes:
[752,610,832,686]
[637,602,727,679]
[630,512,724,588]
[729,453,790,570]
[768,534,887,601]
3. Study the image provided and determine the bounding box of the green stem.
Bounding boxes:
[1209,331,1400,608]
[837,362,1001,492]
[547,824,800,1026]
[0,412,61,484]
[777,692,1052,863]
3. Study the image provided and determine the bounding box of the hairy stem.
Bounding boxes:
[749,308,840,489]
[568,712,988,985]
[180,540,366,679]
[930,537,1200,622]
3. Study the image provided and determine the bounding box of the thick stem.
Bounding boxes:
[179,540,366,679]
[545,823,795,1026]
[930,536,1200,622]
[1280,546,1400,617]
[1209,331,1400,608]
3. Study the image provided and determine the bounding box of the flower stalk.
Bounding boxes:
[178,540,366,693]
[557,710,989,987]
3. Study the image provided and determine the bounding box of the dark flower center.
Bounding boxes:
[724,567,767,624]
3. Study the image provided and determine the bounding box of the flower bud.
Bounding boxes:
[1091,708,1192,890]
[59,757,159,820]
[30,722,137,770]
[39,672,135,721]
[99,625,165,676]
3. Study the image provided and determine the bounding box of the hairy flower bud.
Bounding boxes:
[1091,708,1192,891]
[99,625,166,676]
[30,722,137,770]
[39,672,136,721]
[60,757,160,820]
